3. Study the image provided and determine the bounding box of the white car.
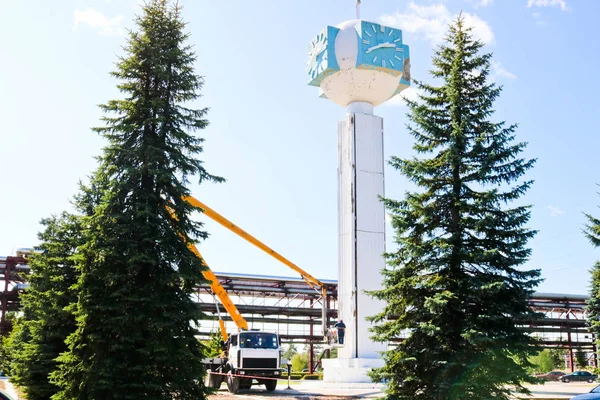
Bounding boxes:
[0,388,16,400]
[570,384,600,399]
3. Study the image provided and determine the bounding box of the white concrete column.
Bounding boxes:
[324,106,386,382]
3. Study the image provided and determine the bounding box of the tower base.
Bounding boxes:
[322,357,385,383]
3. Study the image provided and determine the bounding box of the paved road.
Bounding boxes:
[209,381,384,399]
[209,381,600,399]
[1,377,595,399]
[521,382,598,399]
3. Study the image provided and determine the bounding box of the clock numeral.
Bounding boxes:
[362,40,370,44]
[394,55,402,61]
[372,25,377,33]
[364,30,372,37]
[380,25,385,33]
[382,59,386,67]
[390,59,395,67]
[388,30,393,36]
[373,56,378,62]
[394,38,402,43]
[396,47,404,52]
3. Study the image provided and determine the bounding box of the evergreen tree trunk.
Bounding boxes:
[51,1,221,399]
[368,17,541,400]
[8,213,81,400]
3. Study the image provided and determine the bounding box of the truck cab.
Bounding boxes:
[204,330,282,393]
[226,330,281,392]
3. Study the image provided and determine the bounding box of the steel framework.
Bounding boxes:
[194,273,597,372]
[1,264,596,372]
[0,251,31,335]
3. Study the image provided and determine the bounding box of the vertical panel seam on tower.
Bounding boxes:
[352,113,359,359]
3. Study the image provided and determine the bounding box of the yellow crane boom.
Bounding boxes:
[186,241,247,341]
[184,195,329,338]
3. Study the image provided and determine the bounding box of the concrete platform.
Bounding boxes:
[322,358,385,383]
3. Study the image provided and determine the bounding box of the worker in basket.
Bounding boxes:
[334,319,346,345]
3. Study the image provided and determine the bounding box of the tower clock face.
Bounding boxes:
[307,31,328,79]
[359,22,405,74]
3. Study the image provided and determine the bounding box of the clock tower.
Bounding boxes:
[307,19,411,383]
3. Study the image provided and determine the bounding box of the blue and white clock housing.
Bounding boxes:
[307,26,339,87]
[307,20,410,107]
[357,21,407,76]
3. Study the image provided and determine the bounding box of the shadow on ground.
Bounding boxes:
[209,387,382,399]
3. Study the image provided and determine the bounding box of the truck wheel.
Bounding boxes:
[204,371,221,389]
[227,371,240,394]
[265,379,277,391]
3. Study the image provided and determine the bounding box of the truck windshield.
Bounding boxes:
[239,332,278,349]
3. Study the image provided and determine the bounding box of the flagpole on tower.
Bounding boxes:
[356,0,361,19]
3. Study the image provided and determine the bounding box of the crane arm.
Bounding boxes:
[167,205,248,342]
[187,242,248,341]
[184,196,329,337]
[184,196,325,292]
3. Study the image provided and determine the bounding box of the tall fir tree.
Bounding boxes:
[584,197,600,352]
[8,213,81,400]
[586,261,600,351]
[584,201,600,247]
[51,1,222,399]
[369,18,541,400]
[0,313,22,375]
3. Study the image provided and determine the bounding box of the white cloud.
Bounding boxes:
[547,205,565,217]
[380,2,494,45]
[466,0,494,8]
[527,0,570,11]
[73,8,124,36]
[532,12,547,26]
[491,61,517,80]
[385,86,423,107]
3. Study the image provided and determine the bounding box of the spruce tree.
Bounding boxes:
[584,199,600,354]
[586,261,600,351]
[51,1,221,399]
[0,313,22,376]
[575,349,588,369]
[8,213,81,400]
[204,330,224,358]
[584,204,600,247]
[369,18,541,400]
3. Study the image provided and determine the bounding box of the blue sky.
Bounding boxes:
[1,0,598,295]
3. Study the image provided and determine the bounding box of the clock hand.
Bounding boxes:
[366,42,396,53]
[310,45,326,59]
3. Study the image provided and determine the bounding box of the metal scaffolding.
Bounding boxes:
[194,272,338,343]
[524,292,594,370]
[194,273,597,372]
[1,264,596,372]
[0,251,31,335]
